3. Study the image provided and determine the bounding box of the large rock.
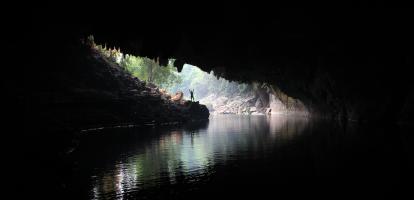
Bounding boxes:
[171,91,184,102]
[186,101,210,119]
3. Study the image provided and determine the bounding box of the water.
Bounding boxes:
[60,115,412,199]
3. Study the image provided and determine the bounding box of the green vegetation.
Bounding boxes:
[120,56,182,90]
[90,36,252,100]
[93,40,182,90]
[170,64,253,100]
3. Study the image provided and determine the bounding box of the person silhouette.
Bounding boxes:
[189,89,195,102]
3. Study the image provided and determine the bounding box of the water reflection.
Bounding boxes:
[80,115,309,199]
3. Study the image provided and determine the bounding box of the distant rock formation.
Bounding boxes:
[200,83,308,116]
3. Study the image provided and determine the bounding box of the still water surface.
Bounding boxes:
[66,115,412,199]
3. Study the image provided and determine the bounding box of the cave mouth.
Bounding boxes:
[172,64,309,116]
[93,38,308,116]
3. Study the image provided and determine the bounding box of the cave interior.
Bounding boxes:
[20,6,413,123]
[6,5,414,199]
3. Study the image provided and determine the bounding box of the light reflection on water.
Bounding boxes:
[78,115,309,199]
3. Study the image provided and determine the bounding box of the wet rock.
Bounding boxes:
[265,108,272,114]
[186,101,210,119]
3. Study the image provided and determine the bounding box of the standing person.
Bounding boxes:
[189,89,195,102]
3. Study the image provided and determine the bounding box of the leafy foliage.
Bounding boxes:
[169,64,253,100]
[94,41,182,90]
[92,38,251,100]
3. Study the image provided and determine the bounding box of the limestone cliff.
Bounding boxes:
[200,82,308,116]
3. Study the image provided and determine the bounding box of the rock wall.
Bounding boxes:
[200,82,308,116]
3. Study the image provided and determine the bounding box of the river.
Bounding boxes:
[57,115,412,199]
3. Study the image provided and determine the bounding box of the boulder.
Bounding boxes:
[249,107,257,112]
[265,108,272,114]
[187,101,210,119]
[171,91,184,102]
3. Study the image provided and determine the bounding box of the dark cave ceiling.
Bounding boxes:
[31,6,413,71]
[24,6,414,121]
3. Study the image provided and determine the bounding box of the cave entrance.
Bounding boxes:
[92,38,308,116]
[170,64,255,114]
[169,64,308,116]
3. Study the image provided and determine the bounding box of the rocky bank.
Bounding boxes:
[23,42,209,133]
